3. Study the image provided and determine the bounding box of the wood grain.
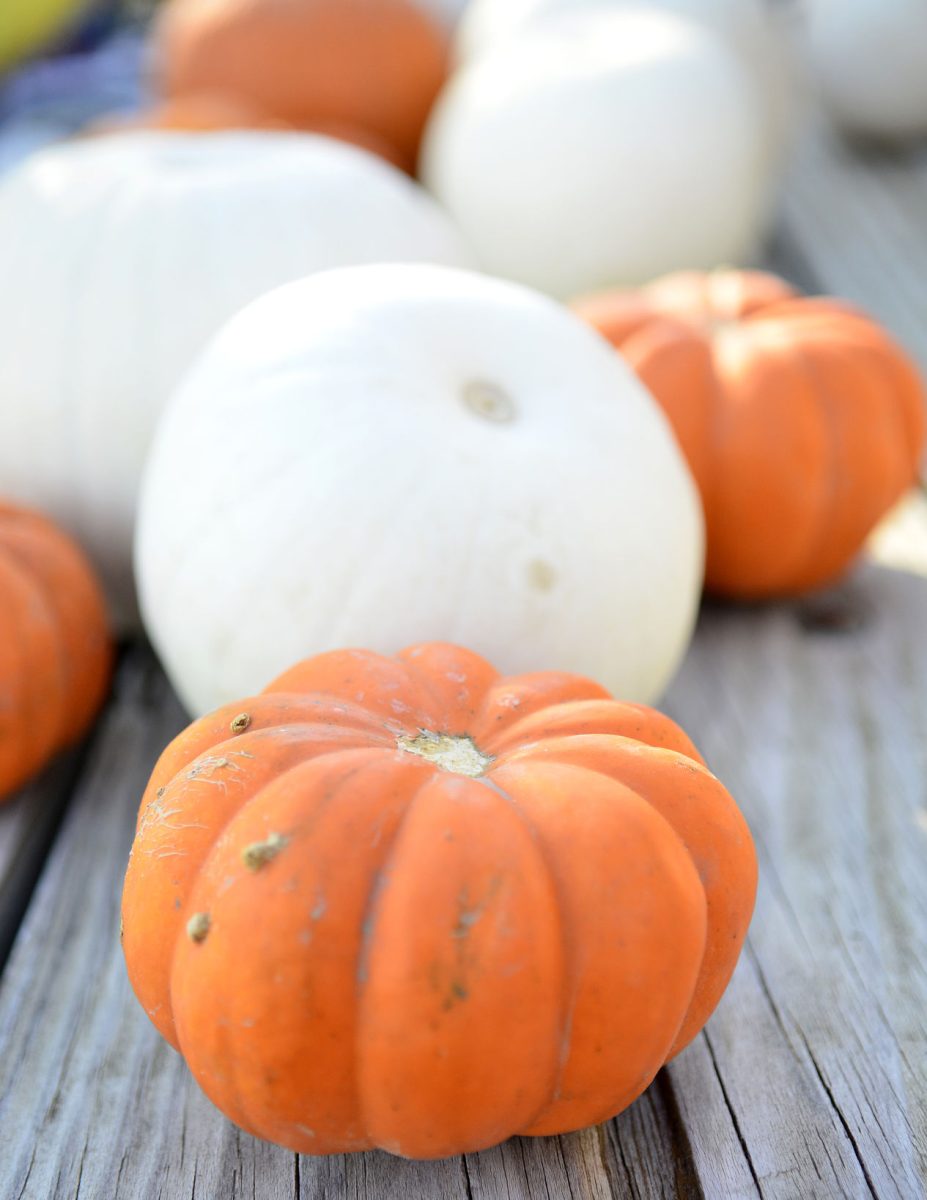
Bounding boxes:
[2,560,926,1200]
[779,119,927,373]
[0,741,95,972]
[665,565,927,1198]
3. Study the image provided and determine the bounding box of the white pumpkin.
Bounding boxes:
[136,263,703,716]
[805,0,927,141]
[456,0,793,156]
[0,131,472,625]
[421,9,770,298]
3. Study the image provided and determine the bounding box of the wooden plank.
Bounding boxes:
[4,563,926,1198]
[0,735,96,972]
[778,119,927,371]
[663,563,927,1199]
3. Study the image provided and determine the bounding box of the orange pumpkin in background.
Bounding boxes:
[0,503,111,801]
[152,0,450,172]
[122,641,756,1159]
[574,270,927,598]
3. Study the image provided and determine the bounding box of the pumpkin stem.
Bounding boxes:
[461,380,516,424]
[396,730,494,778]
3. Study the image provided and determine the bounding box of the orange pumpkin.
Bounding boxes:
[574,270,927,598]
[84,97,406,168]
[152,0,450,173]
[122,641,756,1159]
[0,502,111,800]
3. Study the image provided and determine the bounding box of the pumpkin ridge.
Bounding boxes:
[137,695,399,829]
[789,338,867,590]
[0,517,71,758]
[844,339,921,521]
[127,733,393,1046]
[397,643,500,733]
[483,698,704,764]
[355,766,565,1155]
[475,769,571,1131]
[496,735,756,1059]
[708,327,826,593]
[702,324,735,551]
[492,758,707,1134]
[168,747,406,1111]
[0,553,62,790]
[471,675,614,749]
[170,750,431,1151]
[0,559,34,794]
[148,729,394,850]
[842,327,927,475]
[353,758,458,1142]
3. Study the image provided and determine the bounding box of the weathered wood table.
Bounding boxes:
[0,122,925,1199]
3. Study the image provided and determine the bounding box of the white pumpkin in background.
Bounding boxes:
[456,0,793,156]
[0,132,472,625]
[805,0,927,142]
[136,263,703,716]
[421,9,770,298]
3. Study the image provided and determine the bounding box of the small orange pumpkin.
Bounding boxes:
[152,0,450,172]
[122,641,756,1159]
[0,502,111,800]
[574,270,927,598]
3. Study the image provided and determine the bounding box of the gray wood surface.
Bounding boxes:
[0,743,91,972]
[778,120,927,373]
[1,112,926,1200]
[2,568,926,1199]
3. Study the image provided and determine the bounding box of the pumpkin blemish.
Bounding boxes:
[230,712,252,734]
[242,832,289,871]
[186,911,211,943]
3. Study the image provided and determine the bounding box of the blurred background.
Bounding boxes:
[1,0,924,177]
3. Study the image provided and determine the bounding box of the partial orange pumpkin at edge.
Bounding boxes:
[0,502,112,801]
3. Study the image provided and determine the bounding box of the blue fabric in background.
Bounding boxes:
[0,8,148,173]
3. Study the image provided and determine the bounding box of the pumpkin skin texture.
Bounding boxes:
[135,262,703,716]
[0,133,472,626]
[421,9,769,297]
[153,0,450,172]
[574,270,927,599]
[0,502,111,801]
[805,0,927,142]
[122,641,757,1158]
